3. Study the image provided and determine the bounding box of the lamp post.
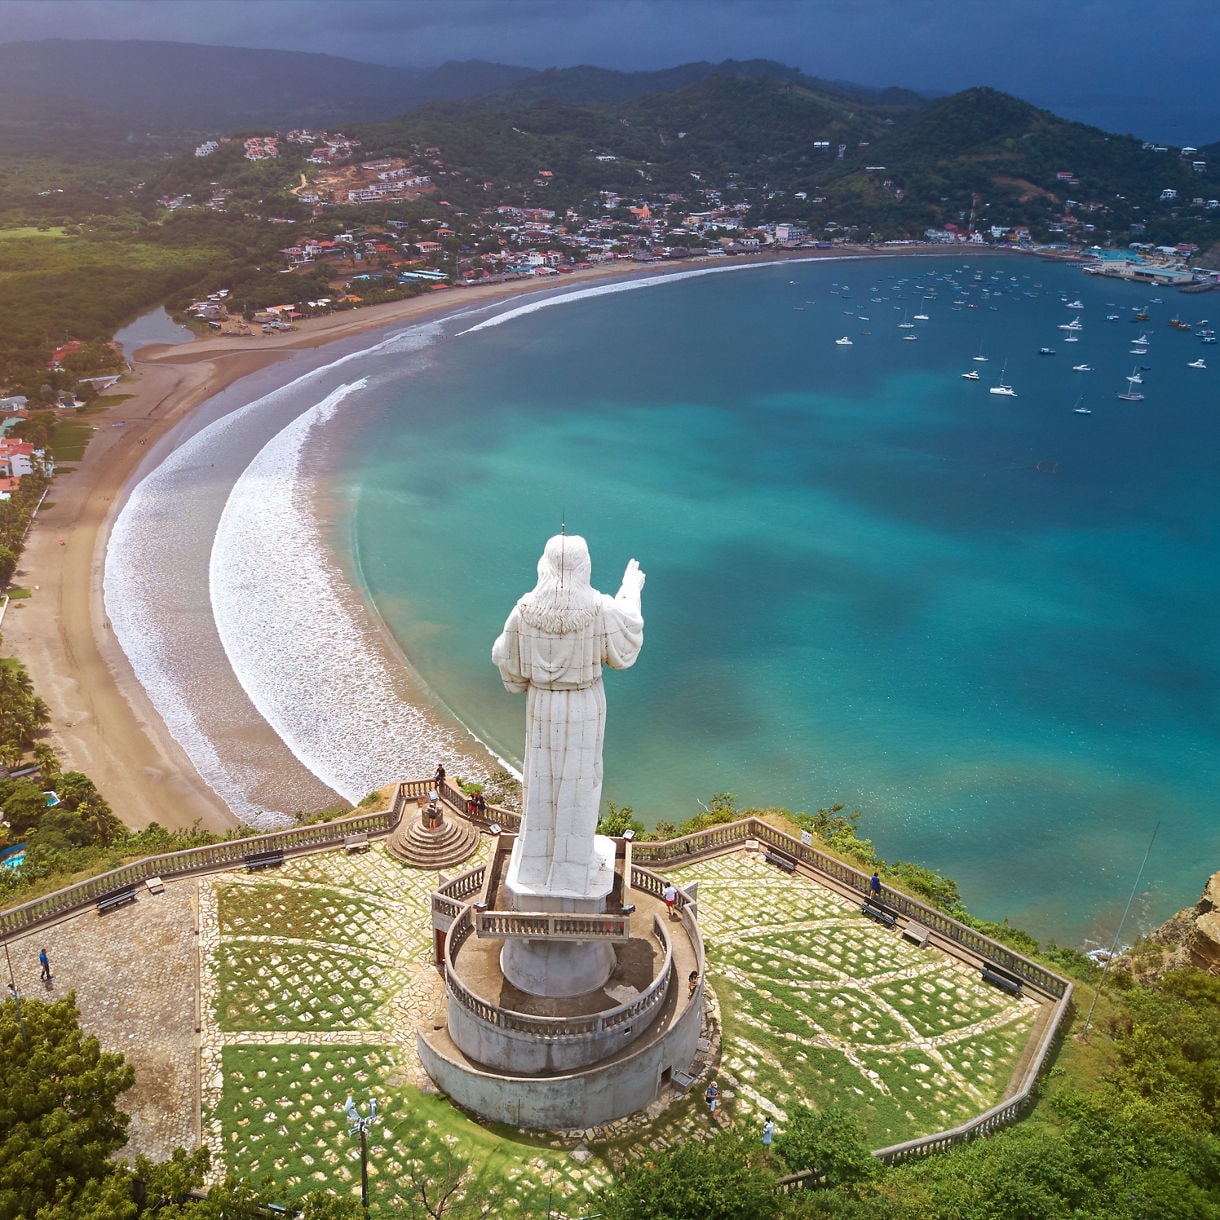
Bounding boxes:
[344,1094,379,1218]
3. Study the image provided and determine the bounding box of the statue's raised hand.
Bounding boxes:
[621,558,645,595]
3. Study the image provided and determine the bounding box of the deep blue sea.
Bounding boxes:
[330,255,1220,943]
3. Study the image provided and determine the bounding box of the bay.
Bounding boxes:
[326,254,1220,942]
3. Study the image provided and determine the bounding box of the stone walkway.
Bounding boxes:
[4,879,200,1162]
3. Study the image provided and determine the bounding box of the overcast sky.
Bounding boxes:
[2,0,1216,143]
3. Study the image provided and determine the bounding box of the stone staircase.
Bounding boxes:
[386,807,481,870]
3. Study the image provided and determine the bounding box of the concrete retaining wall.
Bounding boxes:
[418,985,704,1128]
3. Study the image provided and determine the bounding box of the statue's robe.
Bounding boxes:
[492,590,644,890]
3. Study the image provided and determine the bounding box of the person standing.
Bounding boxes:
[762,1117,775,1152]
[663,882,678,917]
[474,792,487,819]
[869,873,882,902]
[705,1081,719,1116]
[39,948,51,982]
[433,763,446,790]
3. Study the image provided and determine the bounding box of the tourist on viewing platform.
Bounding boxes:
[475,792,487,818]
[688,970,699,998]
[663,882,678,916]
[869,872,882,902]
[433,763,446,789]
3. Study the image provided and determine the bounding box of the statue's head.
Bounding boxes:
[537,533,591,592]
[519,533,598,631]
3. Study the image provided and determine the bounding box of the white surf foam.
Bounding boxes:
[105,320,471,822]
[454,255,857,336]
[210,384,486,808]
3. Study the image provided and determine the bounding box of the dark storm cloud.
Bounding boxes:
[0,0,1215,141]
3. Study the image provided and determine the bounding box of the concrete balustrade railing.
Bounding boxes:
[634,816,1069,999]
[444,906,675,1040]
[474,911,631,941]
[0,796,409,941]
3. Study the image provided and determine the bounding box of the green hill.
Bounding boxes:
[344,75,1218,244]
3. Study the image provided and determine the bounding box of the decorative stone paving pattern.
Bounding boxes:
[4,880,200,1163]
[198,846,474,1184]
[670,851,1037,1145]
[198,838,619,1214]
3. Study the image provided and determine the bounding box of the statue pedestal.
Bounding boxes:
[500,835,617,996]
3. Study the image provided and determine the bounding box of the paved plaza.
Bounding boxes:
[4,837,1040,1214]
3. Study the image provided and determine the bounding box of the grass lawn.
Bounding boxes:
[672,853,1037,1147]
[212,1044,606,1217]
[0,226,69,240]
[49,421,93,462]
[83,393,135,413]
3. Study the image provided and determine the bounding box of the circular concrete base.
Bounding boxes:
[500,937,615,997]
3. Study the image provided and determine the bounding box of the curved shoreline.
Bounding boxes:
[9,246,1009,833]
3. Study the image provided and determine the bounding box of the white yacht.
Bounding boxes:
[835,336,853,346]
[1072,363,1093,372]
[989,361,1017,396]
[1189,358,1207,369]
[961,370,981,380]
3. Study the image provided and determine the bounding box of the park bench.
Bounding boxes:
[980,964,1024,997]
[860,899,897,928]
[244,848,285,872]
[96,888,137,915]
[763,850,797,873]
[343,832,370,853]
[902,920,931,948]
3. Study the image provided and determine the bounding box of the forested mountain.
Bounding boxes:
[0,40,533,137]
[470,57,925,112]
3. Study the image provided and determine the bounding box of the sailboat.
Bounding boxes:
[972,338,989,362]
[898,311,915,329]
[1073,395,1091,414]
[1117,374,1144,402]
[989,360,1017,397]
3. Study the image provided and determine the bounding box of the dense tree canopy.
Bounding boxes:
[0,992,134,1219]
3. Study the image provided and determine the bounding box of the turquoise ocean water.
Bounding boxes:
[328,255,1219,943]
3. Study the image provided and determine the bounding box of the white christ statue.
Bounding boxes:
[492,534,645,897]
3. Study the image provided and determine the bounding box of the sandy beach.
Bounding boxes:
[7,245,993,835]
[6,257,752,833]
